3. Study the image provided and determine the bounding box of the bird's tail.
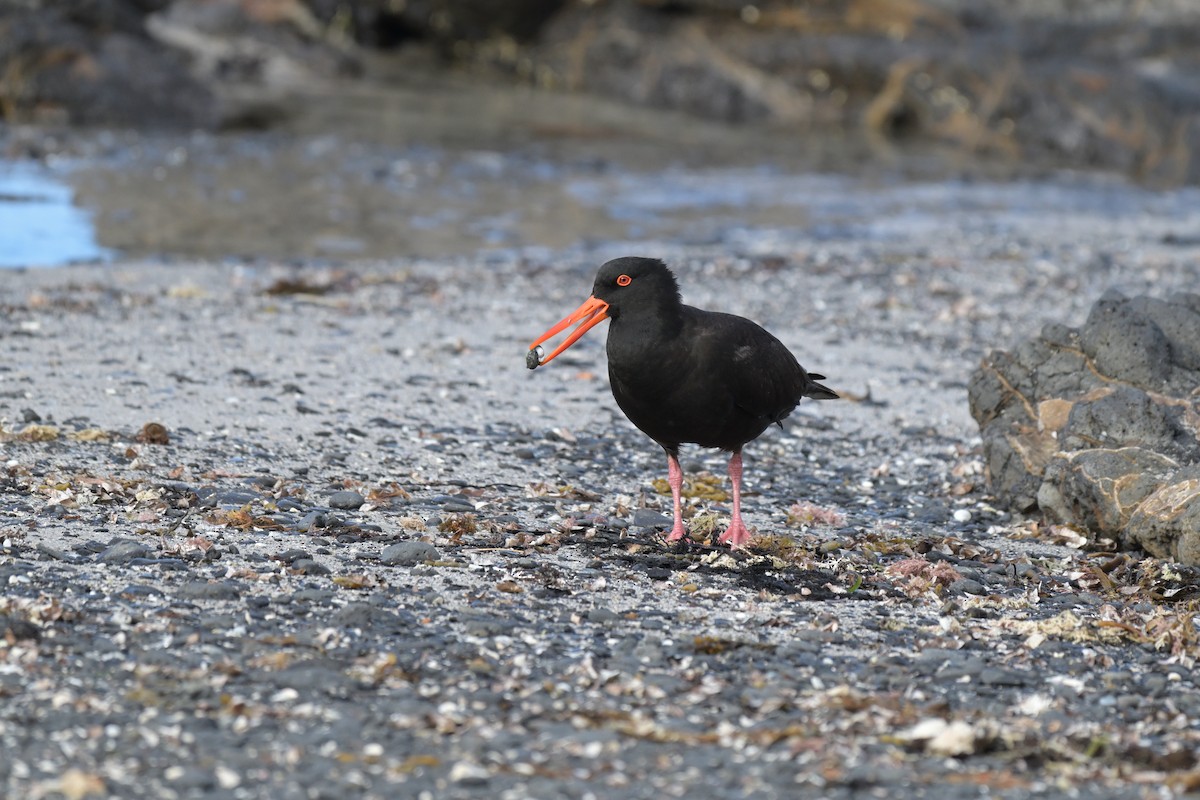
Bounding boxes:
[803,373,839,400]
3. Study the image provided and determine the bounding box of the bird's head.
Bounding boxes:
[590,257,681,320]
[526,257,681,369]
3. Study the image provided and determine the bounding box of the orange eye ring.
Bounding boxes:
[617,274,632,286]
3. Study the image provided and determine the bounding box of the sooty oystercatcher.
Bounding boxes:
[527,257,838,548]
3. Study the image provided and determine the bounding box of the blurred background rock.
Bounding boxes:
[2,0,1199,183]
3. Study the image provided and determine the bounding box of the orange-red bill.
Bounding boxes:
[527,295,610,369]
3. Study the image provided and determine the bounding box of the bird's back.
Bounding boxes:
[608,305,835,452]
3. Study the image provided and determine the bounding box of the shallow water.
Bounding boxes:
[0,161,111,268]
[3,76,1197,267]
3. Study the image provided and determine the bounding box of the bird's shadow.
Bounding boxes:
[563,526,886,601]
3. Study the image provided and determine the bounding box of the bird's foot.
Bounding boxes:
[665,522,690,543]
[718,520,752,549]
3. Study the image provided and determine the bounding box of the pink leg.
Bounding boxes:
[718,451,752,548]
[664,451,689,542]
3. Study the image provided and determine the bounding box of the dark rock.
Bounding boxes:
[1038,448,1177,534]
[524,1,1200,184]
[274,549,312,564]
[1128,295,1200,371]
[970,291,1200,563]
[380,541,439,565]
[1064,387,1198,463]
[587,607,620,624]
[176,580,241,601]
[948,578,986,596]
[979,667,1030,687]
[98,539,153,563]
[330,602,408,631]
[291,558,331,576]
[1080,293,1171,389]
[290,588,336,605]
[1,616,41,642]
[462,614,516,637]
[327,490,365,510]
[297,510,327,531]
[1125,465,1200,564]
[632,508,671,528]
[35,543,78,562]
[312,0,566,49]
[0,1,217,128]
[215,490,264,507]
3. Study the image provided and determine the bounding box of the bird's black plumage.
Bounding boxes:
[528,256,838,547]
[590,257,836,455]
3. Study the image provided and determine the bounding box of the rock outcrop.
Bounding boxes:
[969,290,1200,563]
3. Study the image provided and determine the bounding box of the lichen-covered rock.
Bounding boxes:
[969,290,1200,563]
[1037,448,1179,534]
[1126,468,1200,564]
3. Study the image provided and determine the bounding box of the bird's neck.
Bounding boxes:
[610,302,685,345]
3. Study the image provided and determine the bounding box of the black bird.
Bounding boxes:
[527,257,838,548]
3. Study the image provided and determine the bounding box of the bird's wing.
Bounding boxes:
[687,310,808,423]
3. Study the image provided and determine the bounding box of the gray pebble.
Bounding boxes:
[216,490,264,507]
[176,580,241,601]
[587,607,620,624]
[632,508,671,528]
[34,543,77,562]
[949,578,987,595]
[327,490,365,510]
[331,602,409,631]
[98,539,153,563]
[297,510,326,532]
[291,588,336,604]
[980,667,1030,686]
[380,541,439,566]
[274,548,311,564]
[291,558,331,576]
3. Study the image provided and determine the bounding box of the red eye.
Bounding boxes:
[617,274,632,286]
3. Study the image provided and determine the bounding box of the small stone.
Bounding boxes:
[380,541,439,566]
[297,511,326,532]
[215,490,263,507]
[1,616,40,642]
[291,558,331,576]
[980,667,1029,686]
[215,765,241,790]
[328,491,365,510]
[274,549,311,564]
[176,581,241,601]
[449,761,490,785]
[35,543,75,562]
[949,578,986,596]
[290,588,336,605]
[98,539,153,563]
[632,509,671,528]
